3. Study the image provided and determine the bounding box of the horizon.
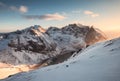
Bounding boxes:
[0,0,120,34]
[0,23,120,40]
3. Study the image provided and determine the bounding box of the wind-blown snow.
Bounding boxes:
[1,37,120,81]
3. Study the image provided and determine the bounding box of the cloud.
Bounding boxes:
[23,13,66,21]
[84,10,93,15]
[9,6,28,13]
[84,10,99,18]
[19,6,28,13]
[10,5,28,13]
[0,2,28,13]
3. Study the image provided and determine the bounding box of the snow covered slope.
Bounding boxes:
[1,37,120,81]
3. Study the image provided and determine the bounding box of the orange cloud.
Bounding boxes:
[84,10,99,18]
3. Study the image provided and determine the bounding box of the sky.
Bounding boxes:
[0,0,120,32]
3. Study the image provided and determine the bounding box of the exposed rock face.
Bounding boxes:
[46,24,106,46]
[61,24,89,37]
[85,27,106,45]
[0,24,106,65]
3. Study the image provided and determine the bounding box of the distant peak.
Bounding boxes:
[68,23,85,27]
[30,25,42,29]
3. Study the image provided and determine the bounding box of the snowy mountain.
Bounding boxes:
[0,24,106,65]
[1,37,120,81]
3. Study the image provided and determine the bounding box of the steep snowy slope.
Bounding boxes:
[2,37,120,81]
[0,24,106,65]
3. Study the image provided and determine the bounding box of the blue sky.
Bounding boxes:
[0,0,120,32]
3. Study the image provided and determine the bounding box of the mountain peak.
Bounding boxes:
[14,25,46,36]
[68,23,84,27]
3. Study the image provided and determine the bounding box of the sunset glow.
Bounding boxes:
[0,0,120,38]
[0,1,120,80]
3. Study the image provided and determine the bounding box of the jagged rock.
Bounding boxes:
[0,24,106,65]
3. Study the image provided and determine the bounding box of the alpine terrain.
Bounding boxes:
[1,36,120,81]
[0,24,106,79]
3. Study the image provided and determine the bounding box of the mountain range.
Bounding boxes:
[0,24,106,65]
[1,34,120,81]
[0,23,107,79]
